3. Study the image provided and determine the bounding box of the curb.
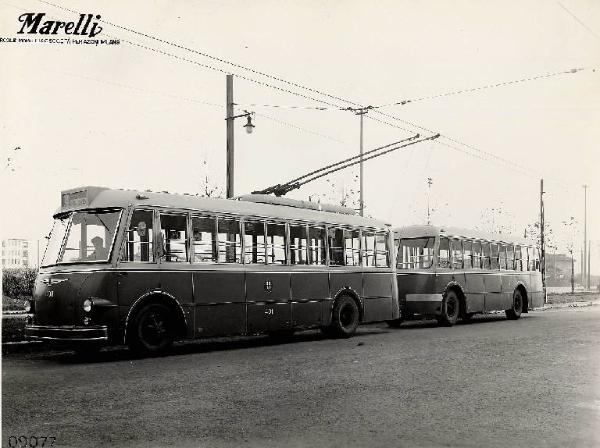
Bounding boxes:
[533,301,596,311]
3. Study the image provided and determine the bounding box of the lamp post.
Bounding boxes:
[225,74,255,199]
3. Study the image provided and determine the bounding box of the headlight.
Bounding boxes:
[83,299,93,313]
[24,300,32,313]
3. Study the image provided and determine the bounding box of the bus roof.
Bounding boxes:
[57,186,390,229]
[393,224,536,247]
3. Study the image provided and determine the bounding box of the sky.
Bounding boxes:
[1,0,599,273]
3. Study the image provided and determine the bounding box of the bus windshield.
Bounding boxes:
[42,209,122,266]
[397,237,435,269]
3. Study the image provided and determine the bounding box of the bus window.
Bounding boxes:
[375,233,390,267]
[266,222,287,265]
[362,232,375,267]
[244,220,266,264]
[217,217,241,263]
[290,224,308,265]
[533,247,540,271]
[192,216,216,263]
[506,244,515,270]
[523,246,530,271]
[491,243,499,269]
[481,242,491,269]
[124,210,154,262]
[344,229,360,266]
[308,226,326,265]
[60,210,121,263]
[328,228,344,266]
[514,245,523,271]
[438,237,450,268]
[499,244,507,270]
[472,241,482,269]
[160,214,188,262]
[398,237,433,269]
[451,239,463,269]
[463,240,473,269]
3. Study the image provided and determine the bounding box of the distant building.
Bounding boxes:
[1,239,33,269]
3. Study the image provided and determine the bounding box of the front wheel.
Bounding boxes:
[506,290,523,320]
[128,303,175,354]
[437,290,460,326]
[328,295,360,338]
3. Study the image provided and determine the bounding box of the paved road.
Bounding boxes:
[3,308,600,448]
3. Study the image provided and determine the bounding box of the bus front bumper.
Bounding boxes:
[25,324,108,342]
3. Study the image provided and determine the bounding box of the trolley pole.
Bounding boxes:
[226,74,234,199]
[540,179,547,303]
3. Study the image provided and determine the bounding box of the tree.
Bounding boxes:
[198,159,223,198]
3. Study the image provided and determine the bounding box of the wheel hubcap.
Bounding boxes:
[141,311,168,346]
[340,304,355,328]
[447,297,457,317]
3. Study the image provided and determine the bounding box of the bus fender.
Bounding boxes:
[332,287,364,322]
[123,290,189,344]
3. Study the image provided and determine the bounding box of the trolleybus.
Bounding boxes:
[390,225,544,326]
[26,187,399,353]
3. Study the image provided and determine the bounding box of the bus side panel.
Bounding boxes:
[362,270,394,322]
[464,271,485,313]
[501,273,517,309]
[529,272,544,308]
[397,272,439,317]
[483,273,503,312]
[329,271,362,320]
[246,271,291,333]
[193,270,246,337]
[160,266,194,338]
[290,271,328,329]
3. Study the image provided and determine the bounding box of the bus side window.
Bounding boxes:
[328,228,344,266]
[472,241,482,269]
[506,244,515,270]
[266,222,287,265]
[124,210,154,262]
[463,240,472,269]
[290,224,308,265]
[482,242,491,269]
[523,246,530,271]
[344,229,360,266]
[192,216,216,263]
[244,220,266,264]
[491,243,499,269]
[160,213,188,263]
[514,245,523,271]
[308,226,326,265]
[533,247,540,271]
[375,233,390,267]
[438,237,450,268]
[362,232,375,267]
[451,239,463,269]
[217,217,241,263]
[499,244,508,270]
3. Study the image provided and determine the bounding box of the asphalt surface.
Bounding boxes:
[3,307,600,448]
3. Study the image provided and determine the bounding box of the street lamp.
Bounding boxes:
[243,113,255,134]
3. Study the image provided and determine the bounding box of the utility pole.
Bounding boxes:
[588,240,591,290]
[583,184,588,290]
[345,106,372,216]
[540,179,546,302]
[427,177,433,225]
[226,74,234,198]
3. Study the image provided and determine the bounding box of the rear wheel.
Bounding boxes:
[506,289,523,320]
[128,303,175,354]
[437,290,460,326]
[328,295,360,338]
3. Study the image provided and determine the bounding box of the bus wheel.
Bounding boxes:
[330,295,360,338]
[506,290,523,320]
[437,290,459,326]
[129,303,174,354]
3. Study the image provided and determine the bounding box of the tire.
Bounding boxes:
[437,290,460,326]
[328,295,360,338]
[128,303,175,354]
[506,289,523,320]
